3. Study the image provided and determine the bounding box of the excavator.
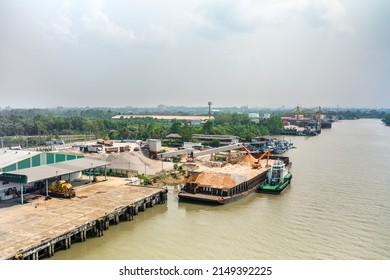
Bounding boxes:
[252,148,270,169]
[241,144,270,169]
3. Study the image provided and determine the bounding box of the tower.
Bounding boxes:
[208,101,212,120]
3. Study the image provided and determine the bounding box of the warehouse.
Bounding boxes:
[0,149,109,203]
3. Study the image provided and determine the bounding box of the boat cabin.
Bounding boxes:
[267,160,288,186]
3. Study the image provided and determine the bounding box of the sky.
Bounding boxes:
[0,0,389,109]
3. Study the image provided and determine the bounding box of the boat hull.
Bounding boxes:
[257,173,292,194]
[178,187,257,205]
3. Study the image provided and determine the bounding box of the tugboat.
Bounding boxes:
[257,159,292,193]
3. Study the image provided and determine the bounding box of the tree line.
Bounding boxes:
[382,114,390,126]
[2,107,389,147]
[0,109,284,146]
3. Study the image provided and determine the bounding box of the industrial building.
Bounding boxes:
[164,134,239,146]
[0,150,84,173]
[0,149,108,203]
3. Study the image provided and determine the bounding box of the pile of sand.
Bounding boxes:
[99,151,174,175]
[59,147,174,175]
[237,154,256,167]
[185,154,268,189]
[188,172,238,189]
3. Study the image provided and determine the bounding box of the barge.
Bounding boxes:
[178,154,271,205]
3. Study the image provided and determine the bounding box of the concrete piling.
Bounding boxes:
[1,182,168,260]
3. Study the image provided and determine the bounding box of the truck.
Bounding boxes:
[9,145,22,150]
[97,139,113,146]
[54,139,65,145]
[105,146,119,153]
[87,145,103,153]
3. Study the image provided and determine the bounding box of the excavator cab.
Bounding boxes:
[251,148,270,169]
[240,144,270,169]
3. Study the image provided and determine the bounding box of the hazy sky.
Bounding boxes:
[1,0,389,109]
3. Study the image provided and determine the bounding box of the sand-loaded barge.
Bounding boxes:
[178,150,291,204]
[0,177,167,260]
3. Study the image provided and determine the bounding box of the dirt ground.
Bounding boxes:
[0,177,163,259]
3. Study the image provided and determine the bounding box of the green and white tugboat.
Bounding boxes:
[257,159,292,193]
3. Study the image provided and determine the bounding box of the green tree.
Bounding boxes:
[170,121,182,133]
[262,116,283,134]
[240,131,256,142]
[179,123,193,142]
[210,139,220,147]
[383,114,390,126]
[202,120,214,134]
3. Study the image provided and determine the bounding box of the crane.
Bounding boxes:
[283,105,325,134]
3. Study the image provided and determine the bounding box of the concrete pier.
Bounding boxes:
[0,177,167,260]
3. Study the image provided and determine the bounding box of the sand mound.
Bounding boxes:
[100,151,174,175]
[237,154,256,167]
[57,147,174,175]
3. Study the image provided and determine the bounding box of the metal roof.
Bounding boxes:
[0,150,41,169]
[164,133,239,141]
[3,158,110,184]
[192,134,239,140]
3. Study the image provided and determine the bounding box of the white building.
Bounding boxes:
[248,113,260,123]
[148,139,162,153]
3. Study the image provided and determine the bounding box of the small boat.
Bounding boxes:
[257,159,292,193]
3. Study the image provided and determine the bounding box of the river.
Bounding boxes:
[52,119,390,260]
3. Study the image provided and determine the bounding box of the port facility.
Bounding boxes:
[0,150,110,204]
[0,178,167,260]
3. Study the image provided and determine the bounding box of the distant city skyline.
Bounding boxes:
[2,104,388,112]
[1,0,389,109]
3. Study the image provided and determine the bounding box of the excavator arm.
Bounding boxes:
[252,148,270,169]
[240,144,270,169]
[241,144,252,155]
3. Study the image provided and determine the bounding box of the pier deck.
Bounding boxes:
[0,177,167,260]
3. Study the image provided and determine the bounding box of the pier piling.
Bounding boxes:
[0,180,168,260]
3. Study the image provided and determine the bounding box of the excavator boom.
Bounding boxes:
[240,144,270,169]
[252,148,270,169]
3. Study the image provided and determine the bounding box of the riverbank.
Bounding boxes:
[141,172,186,187]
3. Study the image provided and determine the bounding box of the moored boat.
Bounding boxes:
[178,150,273,205]
[257,159,292,193]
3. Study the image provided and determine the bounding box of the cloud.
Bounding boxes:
[49,11,78,43]
[42,0,176,47]
[80,0,139,43]
[32,0,78,44]
[80,0,178,47]
[146,23,177,48]
[305,0,355,34]
[191,0,354,35]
